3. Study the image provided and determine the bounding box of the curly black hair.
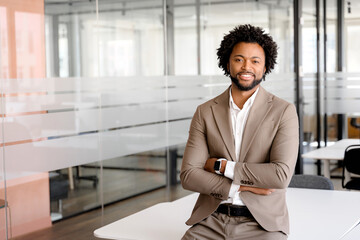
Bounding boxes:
[217,24,278,78]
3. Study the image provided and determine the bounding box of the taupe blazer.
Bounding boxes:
[180,85,299,234]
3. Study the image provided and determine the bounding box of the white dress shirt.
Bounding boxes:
[220,87,259,205]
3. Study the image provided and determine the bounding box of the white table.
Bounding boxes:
[94,188,360,240]
[302,139,360,178]
[341,224,360,240]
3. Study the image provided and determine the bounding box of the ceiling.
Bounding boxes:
[44,0,360,24]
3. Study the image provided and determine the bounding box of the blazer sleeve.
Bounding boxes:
[180,106,232,200]
[233,103,299,189]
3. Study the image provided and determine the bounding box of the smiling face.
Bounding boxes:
[228,42,266,92]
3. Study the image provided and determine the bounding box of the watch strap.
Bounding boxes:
[214,158,227,175]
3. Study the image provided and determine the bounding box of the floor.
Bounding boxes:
[11,151,357,240]
[12,185,191,240]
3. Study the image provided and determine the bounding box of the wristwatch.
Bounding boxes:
[214,158,226,175]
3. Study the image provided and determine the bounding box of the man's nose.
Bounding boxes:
[241,60,251,70]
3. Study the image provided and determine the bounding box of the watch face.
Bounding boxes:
[214,161,221,171]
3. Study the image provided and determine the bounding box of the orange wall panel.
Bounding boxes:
[0,0,51,238]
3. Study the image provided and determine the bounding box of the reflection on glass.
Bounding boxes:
[174,0,197,75]
[301,0,317,151]
[345,0,360,73]
[199,0,294,75]
[45,0,164,78]
[58,23,69,77]
[346,25,360,73]
[15,12,46,78]
[97,1,164,76]
[42,0,299,222]
[44,0,168,222]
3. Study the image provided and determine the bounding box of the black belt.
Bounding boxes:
[216,204,253,217]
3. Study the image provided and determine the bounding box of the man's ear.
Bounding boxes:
[263,66,266,74]
[227,63,230,72]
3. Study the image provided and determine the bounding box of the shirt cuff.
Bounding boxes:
[224,161,236,180]
[228,182,240,198]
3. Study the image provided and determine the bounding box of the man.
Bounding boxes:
[180,24,299,240]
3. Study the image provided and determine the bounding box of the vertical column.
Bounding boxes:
[316,0,321,148]
[165,0,174,76]
[196,0,201,75]
[68,14,82,77]
[294,0,304,174]
[163,0,177,186]
[134,30,142,75]
[51,15,60,77]
[315,0,322,175]
[323,0,328,147]
[6,8,16,79]
[268,4,274,32]
[337,0,345,140]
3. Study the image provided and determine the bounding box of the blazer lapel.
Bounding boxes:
[239,86,273,163]
[211,87,236,162]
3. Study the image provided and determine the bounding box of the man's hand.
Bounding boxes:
[204,158,218,173]
[240,186,275,195]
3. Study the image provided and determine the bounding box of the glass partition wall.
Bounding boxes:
[45,0,168,222]
[1,0,293,238]
[0,1,51,239]
[46,0,297,224]
[301,0,324,175]
[4,0,360,239]
[300,0,360,178]
[341,0,360,141]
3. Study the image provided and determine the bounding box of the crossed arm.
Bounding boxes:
[181,103,299,199]
[204,157,275,195]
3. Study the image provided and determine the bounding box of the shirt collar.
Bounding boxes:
[229,86,260,111]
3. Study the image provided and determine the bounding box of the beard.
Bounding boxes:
[230,72,263,91]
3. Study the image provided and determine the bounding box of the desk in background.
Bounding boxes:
[94,188,360,240]
[302,139,360,178]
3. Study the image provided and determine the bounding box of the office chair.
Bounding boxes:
[350,118,360,129]
[0,199,12,238]
[350,118,360,139]
[342,144,360,190]
[289,174,334,190]
[49,172,69,220]
[75,165,98,188]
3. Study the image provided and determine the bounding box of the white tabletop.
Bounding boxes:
[341,224,360,240]
[94,188,360,240]
[302,139,360,160]
[287,188,360,240]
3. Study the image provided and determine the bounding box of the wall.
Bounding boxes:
[0,0,51,238]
